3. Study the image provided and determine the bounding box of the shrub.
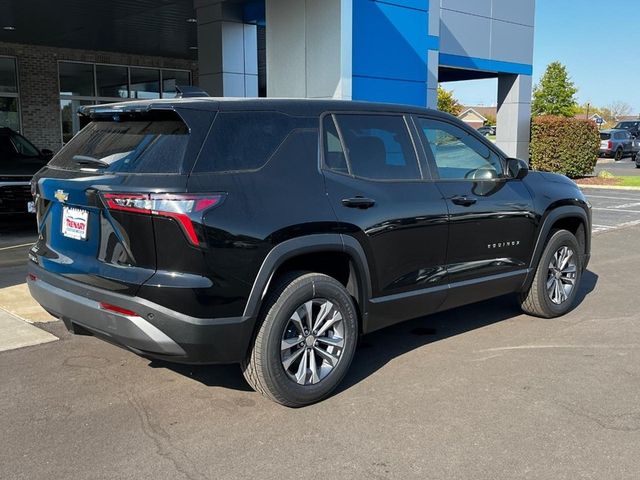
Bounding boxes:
[530,116,599,178]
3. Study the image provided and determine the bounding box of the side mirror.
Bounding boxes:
[506,157,529,180]
[40,148,53,157]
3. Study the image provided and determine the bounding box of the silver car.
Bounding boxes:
[599,129,637,161]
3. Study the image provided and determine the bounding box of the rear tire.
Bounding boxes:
[241,271,358,407]
[519,230,582,318]
[615,148,623,161]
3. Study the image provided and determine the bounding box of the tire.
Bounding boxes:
[241,271,358,407]
[615,148,623,161]
[519,230,582,318]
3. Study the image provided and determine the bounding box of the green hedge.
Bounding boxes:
[530,116,600,178]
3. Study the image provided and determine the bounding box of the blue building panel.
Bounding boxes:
[352,0,429,106]
[439,53,533,76]
[352,75,427,106]
[374,0,428,11]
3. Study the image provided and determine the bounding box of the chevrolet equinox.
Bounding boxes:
[27,98,592,406]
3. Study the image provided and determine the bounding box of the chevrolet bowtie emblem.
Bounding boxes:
[54,189,69,203]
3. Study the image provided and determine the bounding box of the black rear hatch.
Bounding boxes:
[31,102,216,295]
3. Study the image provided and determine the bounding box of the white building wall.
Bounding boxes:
[266,0,351,99]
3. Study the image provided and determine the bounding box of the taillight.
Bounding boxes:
[102,193,224,246]
[608,140,613,150]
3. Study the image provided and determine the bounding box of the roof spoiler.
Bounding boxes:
[175,85,210,98]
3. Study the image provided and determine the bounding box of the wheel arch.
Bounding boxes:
[242,234,372,328]
[522,205,590,291]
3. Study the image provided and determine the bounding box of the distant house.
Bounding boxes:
[458,106,497,130]
[615,115,640,123]
[574,113,605,125]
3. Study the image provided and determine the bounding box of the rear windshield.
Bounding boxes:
[49,120,189,173]
[600,133,611,140]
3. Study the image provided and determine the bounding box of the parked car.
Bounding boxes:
[0,127,52,215]
[599,129,636,160]
[27,98,592,406]
[613,120,640,138]
[476,125,496,136]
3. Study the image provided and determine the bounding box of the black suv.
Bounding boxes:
[614,120,640,138]
[27,99,592,406]
[0,127,52,215]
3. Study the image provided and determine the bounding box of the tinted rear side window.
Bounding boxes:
[600,133,611,140]
[49,120,189,173]
[332,114,421,180]
[193,111,305,173]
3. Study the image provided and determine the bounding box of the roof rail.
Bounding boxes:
[175,85,210,98]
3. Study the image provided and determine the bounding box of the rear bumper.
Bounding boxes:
[27,263,256,364]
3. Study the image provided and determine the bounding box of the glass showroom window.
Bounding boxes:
[58,61,191,144]
[0,57,20,132]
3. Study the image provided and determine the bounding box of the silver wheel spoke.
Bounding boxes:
[546,275,556,291]
[315,336,344,348]
[312,301,333,332]
[295,348,308,384]
[316,311,343,337]
[281,336,303,352]
[303,301,314,331]
[560,249,573,270]
[314,346,339,367]
[308,350,320,384]
[282,347,305,370]
[290,311,304,335]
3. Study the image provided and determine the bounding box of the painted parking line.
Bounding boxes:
[612,202,640,209]
[583,189,640,235]
[0,243,34,252]
[592,207,640,214]
[586,195,640,201]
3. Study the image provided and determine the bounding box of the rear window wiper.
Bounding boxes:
[72,155,109,169]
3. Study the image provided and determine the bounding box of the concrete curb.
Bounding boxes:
[578,184,640,191]
[0,307,57,353]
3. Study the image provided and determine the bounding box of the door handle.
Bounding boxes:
[450,195,477,207]
[342,197,376,209]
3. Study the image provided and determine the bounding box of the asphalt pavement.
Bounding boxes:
[1,191,640,479]
[594,156,639,176]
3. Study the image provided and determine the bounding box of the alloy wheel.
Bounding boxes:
[546,246,577,305]
[280,299,345,385]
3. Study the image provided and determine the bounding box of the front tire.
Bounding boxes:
[241,271,358,407]
[519,230,582,318]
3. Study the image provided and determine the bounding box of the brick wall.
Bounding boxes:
[0,42,198,152]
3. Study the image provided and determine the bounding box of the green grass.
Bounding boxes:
[618,176,640,187]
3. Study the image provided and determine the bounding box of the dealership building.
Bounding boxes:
[0,0,534,159]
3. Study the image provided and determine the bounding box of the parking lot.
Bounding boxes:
[586,186,640,234]
[1,187,640,479]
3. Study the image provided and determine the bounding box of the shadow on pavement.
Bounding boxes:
[150,270,599,396]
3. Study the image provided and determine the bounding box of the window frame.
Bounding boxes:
[57,60,192,145]
[0,55,22,132]
[319,111,426,183]
[411,114,509,182]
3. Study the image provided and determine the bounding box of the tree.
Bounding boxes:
[437,86,462,116]
[532,62,578,117]
[606,101,633,121]
[484,113,496,126]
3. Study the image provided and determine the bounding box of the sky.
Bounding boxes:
[441,0,639,113]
